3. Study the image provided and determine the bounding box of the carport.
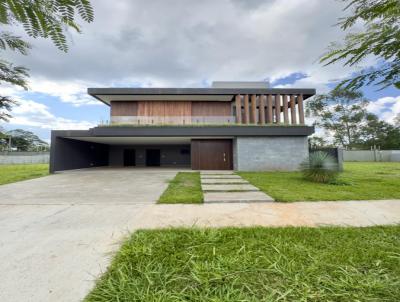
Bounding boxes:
[50,135,192,172]
[50,125,313,173]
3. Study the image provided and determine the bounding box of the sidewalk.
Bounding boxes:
[135,200,400,228]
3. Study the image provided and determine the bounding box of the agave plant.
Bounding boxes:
[301,151,339,183]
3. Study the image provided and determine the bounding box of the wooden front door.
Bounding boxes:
[191,139,233,170]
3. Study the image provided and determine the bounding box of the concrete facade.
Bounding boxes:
[234,136,309,171]
[50,136,109,173]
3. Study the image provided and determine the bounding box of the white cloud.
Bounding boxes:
[367,96,400,124]
[2,0,387,96]
[27,78,100,106]
[3,0,357,91]
[8,98,96,130]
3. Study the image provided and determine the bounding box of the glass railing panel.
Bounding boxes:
[109,116,237,125]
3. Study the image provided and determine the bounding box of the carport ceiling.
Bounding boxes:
[67,136,192,145]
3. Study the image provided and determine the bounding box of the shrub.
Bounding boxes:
[301,151,339,183]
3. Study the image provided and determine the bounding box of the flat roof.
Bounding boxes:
[52,125,314,138]
[87,88,316,106]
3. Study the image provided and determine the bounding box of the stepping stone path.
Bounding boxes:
[200,171,274,203]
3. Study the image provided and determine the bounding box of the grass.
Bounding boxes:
[239,162,400,202]
[158,172,203,204]
[0,164,49,185]
[85,226,400,302]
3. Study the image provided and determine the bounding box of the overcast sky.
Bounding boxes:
[1,0,399,142]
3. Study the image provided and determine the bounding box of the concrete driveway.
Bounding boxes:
[1,167,399,302]
[0,168,178,302]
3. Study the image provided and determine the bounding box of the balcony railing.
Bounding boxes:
[108,115,237,125]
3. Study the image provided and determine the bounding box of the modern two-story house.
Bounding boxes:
[50,82,315,173]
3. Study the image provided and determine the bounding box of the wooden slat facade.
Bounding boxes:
[243,95,250,124]
[259,95,265,124]
[297,95,305,124]
[275,94,281,123]
[250,94,257,124]
[283,95,289,124]
[290,95,296,124]
[137,101,192,117]
[191,102,232,116]
[110,101,138,116]
[110,93,306,126]
[235,95,242,123]
[231,93,305,125]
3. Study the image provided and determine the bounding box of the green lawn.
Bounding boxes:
[85,226,400,302]
[0,164,49,185]
[158,172,203,204]
[239,162,400,202]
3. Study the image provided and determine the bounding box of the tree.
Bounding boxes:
[394,113,400,127]
[320,0,400,90]
[306,89,369,149]
[6,129,49,151]
[308,136,328,149]
[0,0,94,121]
[0,126,10,150]
[360,113,400,149]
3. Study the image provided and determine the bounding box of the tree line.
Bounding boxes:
[0,128,49,151]
[307,89,400,150]
[309,0,399,150]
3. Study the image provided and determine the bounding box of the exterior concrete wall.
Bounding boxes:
[0,152,49,164]
[109,145,190,167]
[344,150,400,162]
[234,136,309,171]
[50,137,109,173]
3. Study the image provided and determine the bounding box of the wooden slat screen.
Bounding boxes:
[232,94,305,125]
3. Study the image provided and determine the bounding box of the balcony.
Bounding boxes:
[106,116,237,126]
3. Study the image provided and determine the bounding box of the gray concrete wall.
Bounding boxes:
[344,150,400,162]
[109,145,191,167]
[50,137,109,173]
[0,152,49,164]
[234,136,309,171]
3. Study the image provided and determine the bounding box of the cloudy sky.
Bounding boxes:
[1,0,399,142]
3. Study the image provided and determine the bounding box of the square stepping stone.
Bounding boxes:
[201,175,241,179]
[201,178,249,184]
[200,171,234,175]
[202,184,259,192]
[204,191,274,203]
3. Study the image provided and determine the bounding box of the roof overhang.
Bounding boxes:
[64,136,232,145]
[52,125,315,139]
[87,88,316,106]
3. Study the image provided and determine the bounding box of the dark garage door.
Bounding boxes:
[191,139,233,170]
